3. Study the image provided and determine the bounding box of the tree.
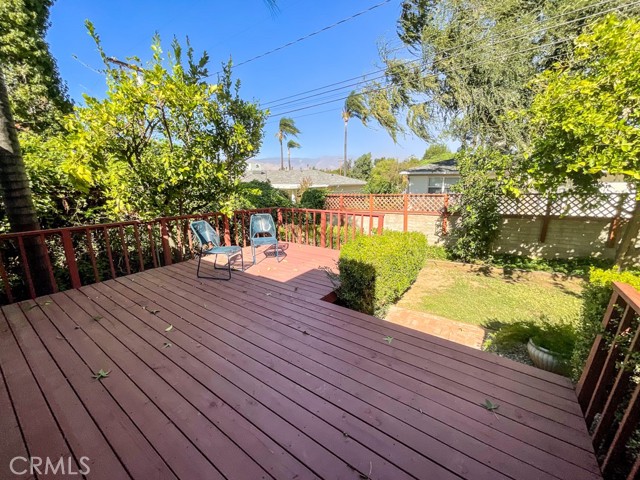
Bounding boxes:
[0,66,53,293]
[342,91,369,175]
[364,0,630,148]
[275,117,300,170]
[351,153,373,181]
[422,143,453,164]
[0,0,71,133]
[286,139,300,171]
[58,25,266,218]
[522,14,640,267]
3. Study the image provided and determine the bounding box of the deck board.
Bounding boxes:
[0,244,601,479]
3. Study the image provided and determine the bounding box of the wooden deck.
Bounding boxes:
[0,243,601,480]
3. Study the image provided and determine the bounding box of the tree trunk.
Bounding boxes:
[615,198,640,270]
[343,120,348,176]
[0,66,53,295]
[287,148,291,171]
[280,139,284,170]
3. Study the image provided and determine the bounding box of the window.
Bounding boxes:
[427,176,459,193]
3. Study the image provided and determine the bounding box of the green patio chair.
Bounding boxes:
[190,220,244,280]
[249,213,280,264]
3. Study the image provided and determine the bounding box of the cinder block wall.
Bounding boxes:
[380,213,640,264]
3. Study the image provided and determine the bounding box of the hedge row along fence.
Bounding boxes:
[0,208,384,306]
[326,192,634,244]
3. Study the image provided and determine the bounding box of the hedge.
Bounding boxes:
[337,231,427,316]
[571,267,640,380]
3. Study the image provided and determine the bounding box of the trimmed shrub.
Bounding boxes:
[299,188,327,210]
[337,231,427,316]
[571,267,640,380]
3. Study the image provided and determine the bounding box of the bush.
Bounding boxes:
[571,268,640,380]
[424,244,450,260]
[299,188,327,210]
[232,180,292,210]
[337,231,427,316]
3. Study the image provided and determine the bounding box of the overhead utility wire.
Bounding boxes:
[262,0,622,109]
[266,8,635,120]
[206,0,392,77]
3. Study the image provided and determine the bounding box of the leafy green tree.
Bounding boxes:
[299,188,328,209]
[0,66,54,293]
[57,24,266,218]
[365,0,630,147]
[342,91,369,175]
[422,143,453,164]
[286,139,300,171]
[0,0,71,132]
[351,153,373,181]
[232,180,292,209]
[521,14,640,267]
[365,156,420,193]
[275,117,300,171]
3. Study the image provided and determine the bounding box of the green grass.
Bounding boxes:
[397,260,582,327]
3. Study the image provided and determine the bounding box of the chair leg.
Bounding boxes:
[240,249,245,272]
[252,244,256,265]
[197,254,202,278]
[275,241,280,262]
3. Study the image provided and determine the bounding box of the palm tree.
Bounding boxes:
[276,117,300,170]
[0,67,53,294]
[342,91,369,176]
[286,140,301,170]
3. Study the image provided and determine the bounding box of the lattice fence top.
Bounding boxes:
[325,193,633,219]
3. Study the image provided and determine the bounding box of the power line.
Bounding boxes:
[262,0,624,109]
[207,0,393,77]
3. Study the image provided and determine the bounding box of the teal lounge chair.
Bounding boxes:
[190,220,244,280]
[249,213,280,264]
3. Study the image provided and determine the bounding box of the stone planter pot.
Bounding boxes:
[527,338,564,374]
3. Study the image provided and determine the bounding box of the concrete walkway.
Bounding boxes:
[385,306,486,349]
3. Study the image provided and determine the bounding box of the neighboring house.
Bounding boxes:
[242,164,366,201]
[401,159,460,194]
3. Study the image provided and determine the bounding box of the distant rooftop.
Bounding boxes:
[401,158,459,175]
[242,169,366,189]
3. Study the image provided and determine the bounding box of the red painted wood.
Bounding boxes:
[118,226,131,275]
[159,219,172,266]
[39,233,58,293]
[16,236,36,299]
[147,224,159,268]
[133,224,144,272]
[85,229,100,282]
[0,251,13,303]
[61,229,82,289]
[102,227,117,279]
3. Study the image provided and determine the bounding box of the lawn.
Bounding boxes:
[397,260,583,327]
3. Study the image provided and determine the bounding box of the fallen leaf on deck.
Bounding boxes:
[162,342,172,349]
[165,325,173,332]
[383,336,393,344]
[92,369,111,380]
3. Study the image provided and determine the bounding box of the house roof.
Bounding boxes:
[400,158,459,175]
[242,169,366,189]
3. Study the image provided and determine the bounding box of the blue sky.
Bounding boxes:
[47,0,448,169]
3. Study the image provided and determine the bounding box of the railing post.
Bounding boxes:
[61,230,82,289]
[606,193,627,248]
[377,215,384,235]
[223,216,231,246]
[403,193,409,232]
[320,212,327,248]
[539,198,552,243]
[159,219,172,265]
[442,194,449,236]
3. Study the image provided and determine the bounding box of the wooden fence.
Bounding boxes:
[0,208,384,306]
[577,282,640,479]
[326,193,633,242]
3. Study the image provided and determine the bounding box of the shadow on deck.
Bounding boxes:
[0,244,601,479]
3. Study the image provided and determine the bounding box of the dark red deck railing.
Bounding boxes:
[577,282,640,479]
[0,208,384,305]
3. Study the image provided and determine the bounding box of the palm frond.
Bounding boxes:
[287,140,301,149]
[278,117,301,137]
[344,91,369,125]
